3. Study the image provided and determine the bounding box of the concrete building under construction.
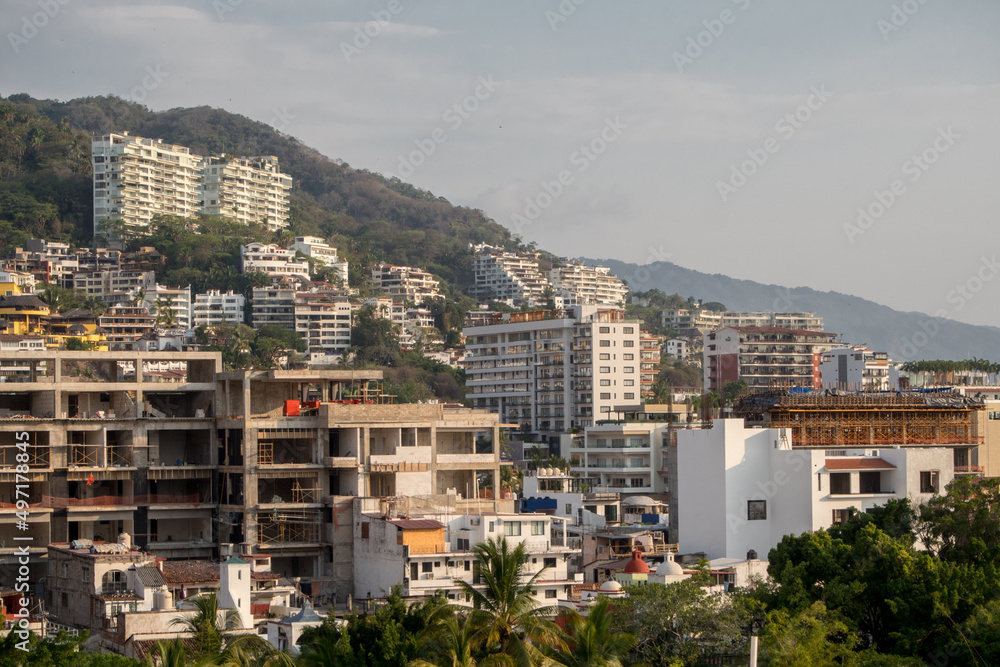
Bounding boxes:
[732,389,986,475]
[0,351,501,607]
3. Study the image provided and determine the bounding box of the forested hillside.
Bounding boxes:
[1,93,517,291]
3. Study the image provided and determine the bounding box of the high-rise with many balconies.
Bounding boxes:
[92,134,292,237]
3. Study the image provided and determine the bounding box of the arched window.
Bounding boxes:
[102,569,127,595]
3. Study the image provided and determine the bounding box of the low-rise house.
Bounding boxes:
[353,502,579,606]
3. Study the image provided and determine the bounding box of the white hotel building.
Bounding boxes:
[201,156,292,231]
[549,264,628,307]
[464,306,642,438]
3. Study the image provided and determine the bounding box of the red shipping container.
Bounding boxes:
[283,400,300,416]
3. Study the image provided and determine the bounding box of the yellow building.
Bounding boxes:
[0,294,50,335]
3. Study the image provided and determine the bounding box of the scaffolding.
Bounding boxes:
[258,510,320,545]
[733,390,984,448]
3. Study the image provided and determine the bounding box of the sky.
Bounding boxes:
[3,0,1000,327]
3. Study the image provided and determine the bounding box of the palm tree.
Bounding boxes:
[411,607,513,667]
[170,591,242,657]
[456,536,564,666]
[216,644,297,667]
[38,283,64,314]
[155,295,178,329]
[150,638,210,667]
[82,295,107,316]
[543,598,636,667]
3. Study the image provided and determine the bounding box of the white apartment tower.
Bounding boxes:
[92,134,204,236]
[92,134,292,237]
[370,264,443,303]
[472,244,549,305]
[193,290,246,327]
[464,306,642,436]
[549,264,628,307]
[201,156,293,231]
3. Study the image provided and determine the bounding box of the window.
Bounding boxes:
[990,411,1000,420]
[599,326,610,333]
[623,327,634,334]
[565,503,572,514]
[489,521,495,532]
[599,353,610,360]
[623,379,634,386]
[623,340,634,347]
[544,557,557,568]
[599,340,610,347]
[361,522,369,539]
[422,562,433,572]
[457,537,470,551]
[102,570,128,595]
[531,521,545,535]
[832,509,851,524]
[829,473,850,494]
[503,521,522,536]
[624,393,635,400]
[599,366,610,373]
[630,477,645,487]
[600,379,610,386]
[465,560,471,571]
[623,353,634,360]
[920,470,939,493]
[600,393,611,400]
[82,568,91,583]
[623,366,634,373]
[545,589,557,599]
[747,500,767,521]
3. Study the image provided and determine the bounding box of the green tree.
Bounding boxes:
[610,579,750,666]
[543,598,636,667]
[456,537,562,666]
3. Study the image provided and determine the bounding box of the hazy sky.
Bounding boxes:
[4,0,1000,326]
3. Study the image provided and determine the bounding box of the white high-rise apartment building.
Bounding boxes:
[464,306,642,436]
[193,290,246,327]
[92,134,292,236]
[549,264,628,307]
[472,244,549,305]
[92,134,204,236]
[241,243,310,280]
[201,156,292,231]
[370,264,442,303]
[290,237,349,285]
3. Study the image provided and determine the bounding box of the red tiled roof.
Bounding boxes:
[825,457,897,471]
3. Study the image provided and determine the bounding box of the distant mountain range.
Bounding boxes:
[589,257,1000,362]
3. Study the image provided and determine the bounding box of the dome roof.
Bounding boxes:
[656,556,685,577]
[621,495,657,506]
[622,549,650,574]
[599,579,623,592]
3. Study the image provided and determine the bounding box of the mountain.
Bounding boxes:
[0,93,518,290]
[590,257,1000,362]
